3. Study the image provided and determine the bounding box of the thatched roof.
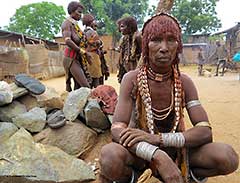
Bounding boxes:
[212,23,240,35]
[0,29,61,50]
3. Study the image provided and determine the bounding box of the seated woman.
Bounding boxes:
[99,12,239,183]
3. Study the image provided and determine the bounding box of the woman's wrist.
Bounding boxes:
[135,142,159,162]
[152,149,169,164]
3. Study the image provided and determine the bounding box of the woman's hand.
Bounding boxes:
[119,128,160,147]
[86,52,92,65]
[152,150,184,183]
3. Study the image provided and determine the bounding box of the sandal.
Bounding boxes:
[47,109,66,129]
[14,74,45,95]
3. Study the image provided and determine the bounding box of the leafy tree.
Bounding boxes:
[80,0,149,42]
[6,2,66,40]
[171,0,221,35]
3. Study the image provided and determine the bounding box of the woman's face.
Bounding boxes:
[72,7,83,21]
[148,32,178,71]
[120,23,129,35]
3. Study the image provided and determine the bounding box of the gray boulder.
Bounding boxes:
[34,86,64,110]
[84,99,110,130]
[0,122,18,143]
[63,87,91,121]
[0,101,27,122]
[0,81,13,106]
[34,120,97,158]
[0,128,95,182]
[12,107,46,133]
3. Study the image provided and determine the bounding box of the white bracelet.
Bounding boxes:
[136,142,159,162]
[186,100,201,109]
[162,132,185,148]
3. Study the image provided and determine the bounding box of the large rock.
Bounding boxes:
[17,87,64,111]
[12,107,46,133]
[0,81,13,106]
[0,101,27,122]
[0,128,95,183]
[0,122,18,143]
[34,120,97,158]
[63,87,91,121]
[34,86,64,110]
[17,94,38,111]
[84,99,110,130]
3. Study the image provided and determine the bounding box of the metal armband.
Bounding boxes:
[195,121,212,129]
[186,100,201,109]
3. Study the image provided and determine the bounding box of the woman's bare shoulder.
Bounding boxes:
[180,72,198,101]
[120,69,139,95]
[180,72,194,85]
[122,69,139,82]
[61,19,72,29]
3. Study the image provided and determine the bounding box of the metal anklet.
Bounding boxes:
[190,170,208,183]
[112,170,135,183]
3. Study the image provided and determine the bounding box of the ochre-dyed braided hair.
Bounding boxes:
[142,13,182,71]
[117,16,138,34]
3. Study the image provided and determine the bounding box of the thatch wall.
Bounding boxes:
[0,47,29,81]
[0,45,65,82]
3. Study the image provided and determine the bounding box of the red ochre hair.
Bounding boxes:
[142,13,183,65]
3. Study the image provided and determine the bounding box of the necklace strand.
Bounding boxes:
[152,88,174,121]
[147,67,172,82]
[137,65,182,134]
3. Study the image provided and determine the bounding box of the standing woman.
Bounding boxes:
[117,16,142,83]
[197,47,205,76]
[61,1,92,91]
[82,14,103,88]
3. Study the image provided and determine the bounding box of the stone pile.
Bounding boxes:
[0,80,117,183]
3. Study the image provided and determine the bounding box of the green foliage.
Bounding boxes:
[6,2,65,40]
[171,0,221,35]
[209,35,224,42]
[80,0,149,41]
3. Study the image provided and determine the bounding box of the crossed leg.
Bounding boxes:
[189,142,239,178]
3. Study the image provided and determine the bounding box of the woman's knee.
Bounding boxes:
[100,143,127,167]
[215,144,239,175]
[100,143,129,177]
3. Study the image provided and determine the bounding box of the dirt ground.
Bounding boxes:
[43,65,240,183]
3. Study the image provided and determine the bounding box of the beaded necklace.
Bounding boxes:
[137,65,182,134]
[147,67,172,82]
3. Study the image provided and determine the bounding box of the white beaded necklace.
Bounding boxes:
[137,65,182,134]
